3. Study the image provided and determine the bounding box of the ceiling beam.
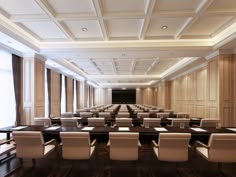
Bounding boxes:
[111,58,117,74]
[92,0,109,40]
[174,0,215,39]
[145,58,159,74]
[130,59,137,74]
[34,0,74,41]
[139,0,156,40]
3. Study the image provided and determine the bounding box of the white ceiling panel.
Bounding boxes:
[206,0,236,12]
[146,17,189,37]
[101,0,147,15]
[106,19,143,38]
[20,21,67,40]
[185,16,233,36]
[46,0,95,15]
[64,20,103,39]
[153,0,203,13]
[0,0,44,15]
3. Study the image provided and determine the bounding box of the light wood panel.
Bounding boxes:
[34,59,45,117]
[136,88,143,104]
[50,71,60,116]
[66,77,73,112]
[76,80,80,109]
[219,54,234,126]
[169,67,209,117]
[234,54,236,126]
[143,88,153,105]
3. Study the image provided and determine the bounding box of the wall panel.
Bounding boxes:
[50,71,60,116]
[66,77,73,112]
[34,59,45,117]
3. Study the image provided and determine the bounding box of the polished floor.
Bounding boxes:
[1,143,236,177]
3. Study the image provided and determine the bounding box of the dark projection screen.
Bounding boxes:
[112,89,136,104]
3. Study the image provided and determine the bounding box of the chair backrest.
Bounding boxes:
[109,132,139,160]
[200,119,219,127]
[137,112,150,119]
[88,118,106,126]
[98,112,111,118]
[117,112,130,118]
[208,133,236,162]
[171,118,190,128]
[34,117,52,126]
[13,131,45,158]
[61,118,78,127]
[80,112,93,118]
[158,133,191,162]
[143,118,161,127]
[61,112,73,118]
[115,118,133,127]
[156,113,169,118]
[60,132,92,160]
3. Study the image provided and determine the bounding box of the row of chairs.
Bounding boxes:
[34,117,220,128]
[5,131,236,168]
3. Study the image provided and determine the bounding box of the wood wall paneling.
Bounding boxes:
[34,59,45,117]
[50,71,61,116]
[66,77,73,112]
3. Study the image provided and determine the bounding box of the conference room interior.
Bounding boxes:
[0,0,236,177]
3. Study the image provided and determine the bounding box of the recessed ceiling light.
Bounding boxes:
[161,26,168,30]
[81,28,88,32]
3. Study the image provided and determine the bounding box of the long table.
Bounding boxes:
[1,125,235,144]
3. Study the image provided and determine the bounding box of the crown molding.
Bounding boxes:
[168,62,207,81]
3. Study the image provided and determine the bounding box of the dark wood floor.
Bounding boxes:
[1,143,236,177]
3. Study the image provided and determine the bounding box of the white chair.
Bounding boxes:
[98,112,111,118]
[116,112,130,118]
[108,132,140,160]
[169,118,190,128]
[115,118,133,127]
[143,118,161,127]
[80,112,93,118]
[12,131,56,166]
[156,113,169,118]
[88,118,106,126]
[137,112,150,119]
[34,117,52,126]
[60,132,96,160]
[195,133,236,163]
[61,112,73,118]
[0,139,16,157]
[152,133,191,162]
[199,119,219,128]
[60,118,79,127]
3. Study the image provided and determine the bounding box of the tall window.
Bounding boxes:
[0,50,16,139]
[73,79,77,113]
[61,75,66,113]
[45,68,49,117]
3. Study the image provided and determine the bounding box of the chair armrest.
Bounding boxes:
[166,124,172,127]
[107,140,110,147]
[44,139,56,146]
[0,138,14,145]
[90,139,97,147]
[194,141,209,149]
[152,140,159,148]
[138,140,142,148]
[192,124,200,127]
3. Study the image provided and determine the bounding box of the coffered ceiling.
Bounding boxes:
[0,0,236,88]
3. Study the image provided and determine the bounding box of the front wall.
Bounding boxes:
[34,59,45,117]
